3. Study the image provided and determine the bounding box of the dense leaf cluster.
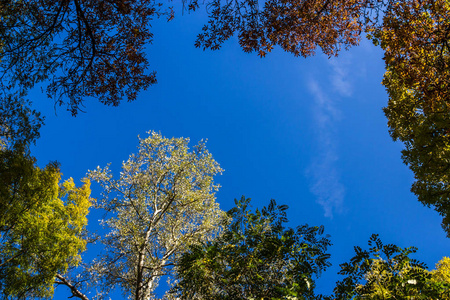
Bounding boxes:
[0,149,91,299]
[378,0,450,236]
[83,132,225,300]
[334,234,450,299]
[190,0,386,57]
[173,197,331,300]
[0,0,162,114]
[0,95,91,299]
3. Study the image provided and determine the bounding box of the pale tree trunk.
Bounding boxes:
[55,274,90,300]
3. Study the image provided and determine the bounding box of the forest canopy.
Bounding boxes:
[0,0,450,299]
[1,1,450,233]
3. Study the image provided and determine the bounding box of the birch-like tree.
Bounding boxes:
[87,131,225,300]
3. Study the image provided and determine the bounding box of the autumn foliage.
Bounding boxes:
[379,0,450,236]
[192,0,374,57]
[0,0,163,114]
[1,0,450,298]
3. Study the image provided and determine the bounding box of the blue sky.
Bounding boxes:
[29,5,449,298]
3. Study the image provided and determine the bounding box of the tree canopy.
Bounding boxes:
[378,0,450,236]
[173,197,331,300]
[0,148,91,299]
[1,127,449,299]
[0,95,43,151]
[0,0,388,113]
[3,0,450,237]
[334,234,450,299]
[0,91,91,299]
[0,0,162,115]
[2,0,450,297]
[78,131,225,300]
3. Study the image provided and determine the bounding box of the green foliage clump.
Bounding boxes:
[173,196,331,300]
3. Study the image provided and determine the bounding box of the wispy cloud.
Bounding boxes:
[329,58,353,97]
[306,58,351,217]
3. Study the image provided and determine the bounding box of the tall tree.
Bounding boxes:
[0,90,91,298]
[378,0,450,236]
[173,196,332,300]
[83,131,225,300]
[333,234,450,299]
[0,149,92,299]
